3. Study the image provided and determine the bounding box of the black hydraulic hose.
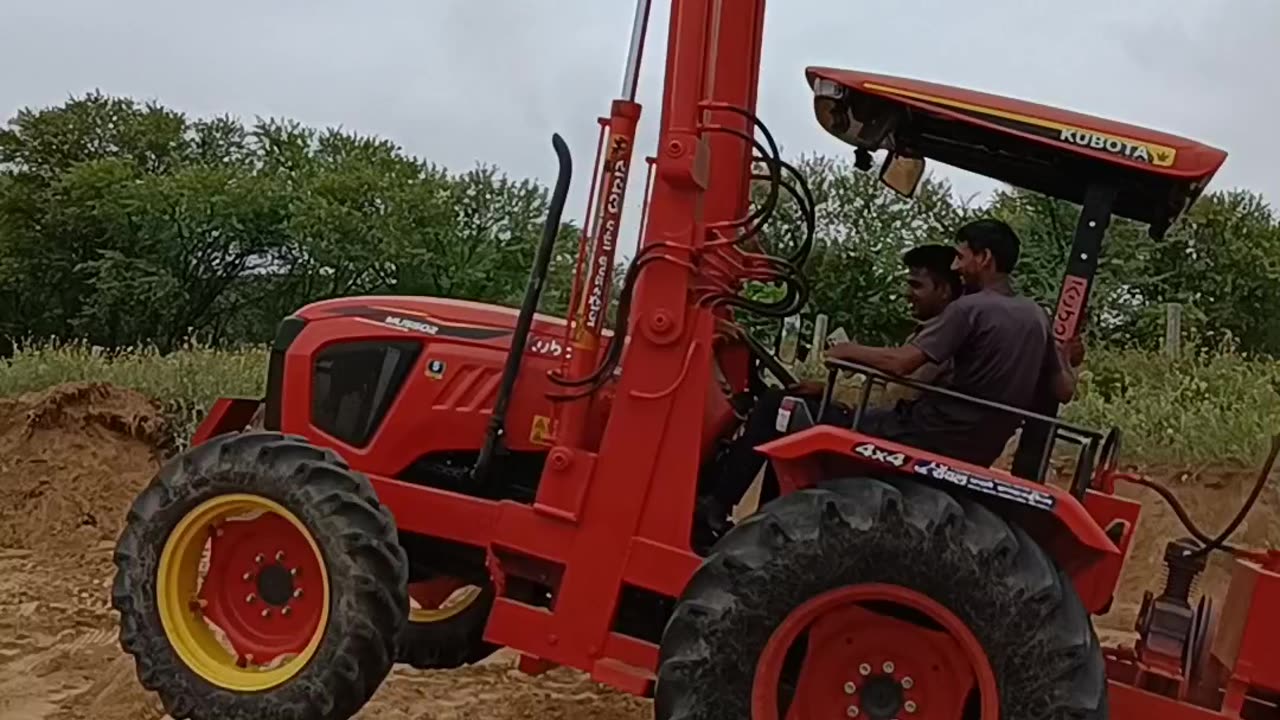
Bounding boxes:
[548,245,666,394]
[753,156,817,266]
[750,171,815,266]
[473,133,572,483]
[1185,434,1279,559]
[715,271,808,317]
[704,252,810,318]
[549,108,812,399]
[776,156,818,265]
[699,104,786,244]
[1124,476,1229,549]
[1123,434,1279,559]
[702,128,780,239]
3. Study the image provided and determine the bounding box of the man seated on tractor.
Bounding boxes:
[696,242,962,543]
[823,218,1082,465]
[699,219,1082,547]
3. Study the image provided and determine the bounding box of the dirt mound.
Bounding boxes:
[0,382,647,720]
[0,382,168,552]
[0,381,1275,719]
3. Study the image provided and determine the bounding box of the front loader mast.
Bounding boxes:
[464,0,829,680]
[477,0,812,485]
[545,0,814,394]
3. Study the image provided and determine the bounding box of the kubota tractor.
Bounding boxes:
[111,1,1280,719]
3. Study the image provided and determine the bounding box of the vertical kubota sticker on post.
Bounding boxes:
[572,133,632,350]
[1054,275,1089,342]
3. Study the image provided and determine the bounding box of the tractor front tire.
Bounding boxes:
[655,476,1106,720]
[112,432,408,720]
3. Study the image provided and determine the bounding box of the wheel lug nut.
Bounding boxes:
[261,608,271,618]
[859,663,871,676]
[844,681,857,695]
[902,676,914,689]
[242,571,253,581]
[883,661,895,674]
[290,567,300,577]
[846,706,860,717]
[275,550,286,562]
[245,593,256,604]
[282,606,292,617]
[905,700,917,714]
[255,554,264,564]
[292,588,303,599]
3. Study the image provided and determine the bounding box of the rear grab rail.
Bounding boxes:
[816,359,1104,500]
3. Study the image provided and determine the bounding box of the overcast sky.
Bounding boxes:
[3,0,1276,256]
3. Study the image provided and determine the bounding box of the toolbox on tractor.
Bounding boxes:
[110,1,1280,719]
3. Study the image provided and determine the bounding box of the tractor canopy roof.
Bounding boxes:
[807,67,1228,237]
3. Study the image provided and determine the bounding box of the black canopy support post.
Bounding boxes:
[1012,182,1118,482]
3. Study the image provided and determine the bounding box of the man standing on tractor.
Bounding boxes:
[696,242,962,546]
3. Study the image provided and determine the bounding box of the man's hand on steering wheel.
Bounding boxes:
[785,379,826,397]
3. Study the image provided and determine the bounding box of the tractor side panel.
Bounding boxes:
[273,304,610,478]
[1076,490,1141,615]
[759,426,1123,613]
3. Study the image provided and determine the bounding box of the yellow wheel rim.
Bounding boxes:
[156,494,331,692]
[408,583,483,623]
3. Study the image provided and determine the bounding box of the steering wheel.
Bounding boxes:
[739,327,798,390]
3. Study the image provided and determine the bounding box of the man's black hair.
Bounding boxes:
[903,244,962,298]
[956,218,1021,273]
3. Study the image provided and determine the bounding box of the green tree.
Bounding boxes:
[0,93,582,352]
[989,187,1280,356]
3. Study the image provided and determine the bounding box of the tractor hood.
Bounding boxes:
[295,295,610,349]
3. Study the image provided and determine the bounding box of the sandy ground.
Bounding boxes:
[0,382,1276,719]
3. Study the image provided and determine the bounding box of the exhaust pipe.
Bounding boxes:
[472,133,573,487]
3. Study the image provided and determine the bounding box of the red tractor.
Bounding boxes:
[112,1,1280,719]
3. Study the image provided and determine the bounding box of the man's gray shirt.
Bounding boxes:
[903,278,1062,466]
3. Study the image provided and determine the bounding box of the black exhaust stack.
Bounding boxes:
[472,133,573,487]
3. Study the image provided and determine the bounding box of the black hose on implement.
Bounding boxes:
[1120,433,1280,559]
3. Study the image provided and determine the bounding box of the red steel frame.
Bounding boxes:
[316,0,775,691]
[186,0,1280,716]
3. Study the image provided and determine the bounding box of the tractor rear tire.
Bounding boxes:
[655,476,1107,720]
[112,432,408,720]
[396,581,500,669]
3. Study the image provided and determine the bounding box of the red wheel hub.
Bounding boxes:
[199,512,326,665]
[752,584,999,720]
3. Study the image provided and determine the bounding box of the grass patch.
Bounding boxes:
[1067,348,1280,467]
[0,340,268,444]
[2,341,1278,467]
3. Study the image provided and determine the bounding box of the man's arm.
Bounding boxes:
[827,342,929,377]
[827,301,971,379]
[1046,335,1082,403]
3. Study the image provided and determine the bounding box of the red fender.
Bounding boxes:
[759,425,1140,613]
